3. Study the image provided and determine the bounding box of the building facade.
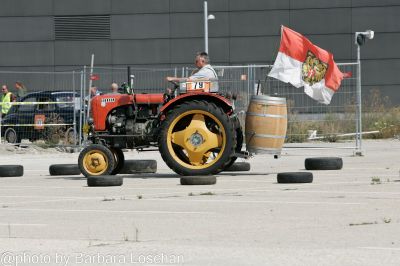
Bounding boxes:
[0,0,397,103]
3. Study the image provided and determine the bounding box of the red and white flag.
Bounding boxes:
[268,26,344,105]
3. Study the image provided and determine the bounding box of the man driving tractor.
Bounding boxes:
[167,52,219,91]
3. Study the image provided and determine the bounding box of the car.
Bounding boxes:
[1,91,81,144]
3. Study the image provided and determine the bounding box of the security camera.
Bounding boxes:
[355,30,374,46]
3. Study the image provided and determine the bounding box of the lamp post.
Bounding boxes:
[354,30,374,156]
[204,1,215,53]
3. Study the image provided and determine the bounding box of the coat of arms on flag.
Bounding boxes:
[268,26,344,105]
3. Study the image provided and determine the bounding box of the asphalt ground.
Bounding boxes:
[0,139,399,266]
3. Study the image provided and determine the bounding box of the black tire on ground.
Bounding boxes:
[120,160,157,174]
[78,144,116,177]
[180,175,217,185]
[87,175,123,187]
[277,172,313,183]
[224,126,244,169]
[4,128,20,144]
[305,157,343,170]
[159,100,236,176]
[224,162,250,172]
[49,164,81,176]
[0,165,24,177]
[110,148,125,175]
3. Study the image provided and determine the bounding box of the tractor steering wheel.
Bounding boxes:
[168,80,179,88]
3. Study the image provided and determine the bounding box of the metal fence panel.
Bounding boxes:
[0,71,81,147]
[260,63,359,148]
[0,63,360,152]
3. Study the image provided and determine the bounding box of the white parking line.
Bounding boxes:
[144,198,364,205]
[0,223,47,227]
[0,199,86,206]
[244,189,400,195]
[0,208,213,215]
[358,247,400,251]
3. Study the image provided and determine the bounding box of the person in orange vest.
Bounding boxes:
[0,85,15,118]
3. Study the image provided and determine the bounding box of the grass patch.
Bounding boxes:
[188,192,216,196]
[371,176,381,185]
[286,89,400,143]
[102,197,115,202]
[349,221,377,226]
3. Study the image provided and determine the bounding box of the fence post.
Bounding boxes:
[83,65,87,127]
[72,71,76,147]
[247,65,252,105]
[79,70,84,148]
[355,47,363,156]
[86,54,95,122]
[181,67,185,78]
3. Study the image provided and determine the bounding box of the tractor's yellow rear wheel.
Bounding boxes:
[78,144,115,177]
[159,100,236,176]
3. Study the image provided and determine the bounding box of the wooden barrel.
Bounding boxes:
[245,95,287,155]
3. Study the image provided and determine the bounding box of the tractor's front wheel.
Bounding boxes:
[78,144,115,177]
[159,100,236,176]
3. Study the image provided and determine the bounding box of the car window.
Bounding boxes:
[37,97,55,111]
[18,97,36,112]
[57,95,81,110]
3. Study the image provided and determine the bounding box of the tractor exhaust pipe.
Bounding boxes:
[128,66,132,88]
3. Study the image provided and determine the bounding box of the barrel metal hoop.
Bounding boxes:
[250,100,287,105]
[246,112,287,119]
[245,133,286,139]
[250,95,286,102]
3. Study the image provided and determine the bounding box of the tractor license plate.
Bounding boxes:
[181,81,211,93]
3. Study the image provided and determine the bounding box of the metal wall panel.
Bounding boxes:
[290,0,351,9]
[170,11,232,38]
[54,0,111,16]
[112,39,170,65]
[111,0,170,14]
[229,0,289,10]
[0,17,54,41]
[352,0,400,7]
[290,8,351,34]
[352,6,400,32]
[111,14,170,39]
[0,42,54,66]
[230,10,289,37]
[208,38,230,63]
[170,13,203,38]
[170,38,204,64]
[55,41,111,66]
[229,36,281,64]
[171,0,228,12]
[0,0,53,16]
[361,59,400,86]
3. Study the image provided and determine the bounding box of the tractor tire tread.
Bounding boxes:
[49,164,81,176]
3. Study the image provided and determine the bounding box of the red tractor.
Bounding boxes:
[78,69,288,177]
[78,76,245,177]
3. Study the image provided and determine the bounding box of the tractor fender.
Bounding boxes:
[160,93,233,118]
